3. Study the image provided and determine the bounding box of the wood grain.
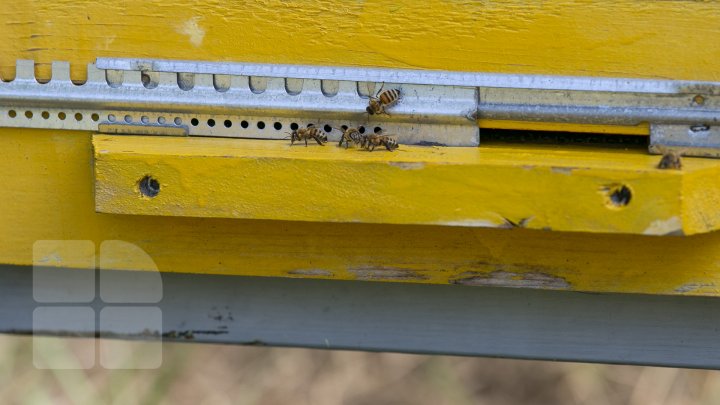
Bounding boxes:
[0,1,718,81]
[3,130,720,296]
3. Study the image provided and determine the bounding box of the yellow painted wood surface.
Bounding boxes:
[93,135,720,235]
[1,1,719,83]
[3,129,720,296]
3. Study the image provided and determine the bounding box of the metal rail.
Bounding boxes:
[7,265,720,369]
[0,58,719,153]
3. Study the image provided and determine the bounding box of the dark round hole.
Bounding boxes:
[207,119,216,127]
[58,112,66,120]
[25,111,33,119]
[41,111,50,119]
[224,120,232,128]
[241,120,249,129]
[8,110,16,118]
[609,185,632,207]
[274,122,282,130]
[290,123,299,130]
[191,118,199,126]
[323,124,332,132]
[373,126,382,134]
[341,125,348,131]
[74,113,83,121]
[138,175,160,198]
[257,121,265,129]
[359,126,366,134]
[91,113,99,122]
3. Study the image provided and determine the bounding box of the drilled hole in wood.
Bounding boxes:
[91,113,99,122]
[41,111,50,119]
[608,185,632,208]
[374,126,382,134]
[58,112,66,120]
[359,126,366,134]
[225,120,232,128]
[324,124,332,132]
[273,122,282,130]
[8,110,16,118]
[74,113,82,121]
[174,117,182,125]
[241,120,249,129]
[190,118,199,126]
[158,116,166,124]
[124,115,132,123]
[108,114,115,122]
[258,121,265,129]
[138,176,160,198]
[24,111,33,119]
[290,123,298,130]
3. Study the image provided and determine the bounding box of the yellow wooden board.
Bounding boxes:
[1,0,718,83]
[3,2,720,296]
[3,129,720,296]
[93,134,720,235]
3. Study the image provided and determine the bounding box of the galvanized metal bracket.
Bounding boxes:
[0,59,479,146]
[3,58,720,155]
[650,124,720,158]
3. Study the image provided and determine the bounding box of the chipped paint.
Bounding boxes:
[643,216,683,236]
[433,219,504,228]
[675,282,717,294]
[349,266,428,281]
[388,161,425,170]
[551,166,574,175]
[288,269,333,277]
[177,17,205,47]
[451,270,571,290]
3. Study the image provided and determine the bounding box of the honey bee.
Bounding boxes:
[366,84,401,116]
[335,127,363,148]
[288,125,327,146]
[657,151,682,170]
[362,133,399,152]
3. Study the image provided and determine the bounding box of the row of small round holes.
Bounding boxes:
[6,110,385,134]
[7,109,100,122]
[187,118,382,134]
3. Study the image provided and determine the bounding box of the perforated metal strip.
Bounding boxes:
[0,60,479,146]
[2,58,720,154]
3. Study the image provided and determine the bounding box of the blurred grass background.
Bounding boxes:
[2,334,720,405]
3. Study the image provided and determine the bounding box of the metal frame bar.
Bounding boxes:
[6,265,720,369]
[1,58,719,153]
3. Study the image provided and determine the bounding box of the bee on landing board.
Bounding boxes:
[288,125,328,146]
[366,84,401,116]
[361,132,399,152]
[657,151,682,170]
[335,127,363,148]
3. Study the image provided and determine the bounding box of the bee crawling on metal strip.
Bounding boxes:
[657,151,682,170]
[286,124,328,146]
[366,83,401,116]
[361,131,399,152]
[335,126,363,148]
